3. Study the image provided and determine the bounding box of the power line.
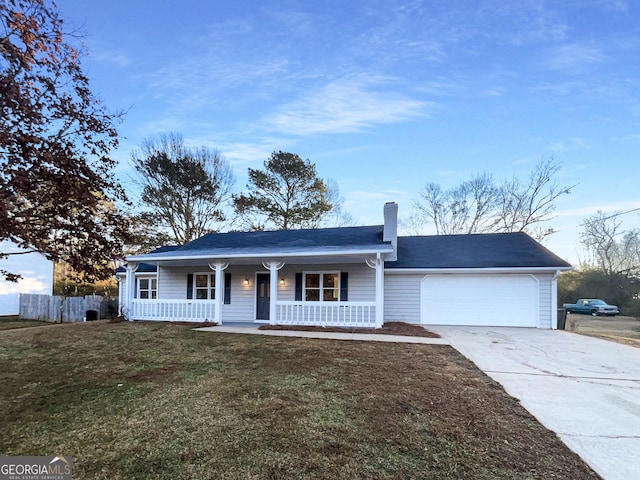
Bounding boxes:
[576,207,640,227]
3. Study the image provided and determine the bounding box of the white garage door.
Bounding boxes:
[420,275,538,327]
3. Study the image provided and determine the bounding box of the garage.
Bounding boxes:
[420,274,539,327]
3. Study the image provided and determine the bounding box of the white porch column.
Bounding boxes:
[375,253,384,328]
[366,253,385,328]
[262,260,285,325]
[209,261,229,324]
[125,262,138,321]
[269,263,278,325]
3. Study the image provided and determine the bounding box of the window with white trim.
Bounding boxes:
[304,272,339,302]
[194,273,215,300]
[138,277,157,299]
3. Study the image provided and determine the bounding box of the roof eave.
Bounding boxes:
[384,266,573,274]
[127,245,394,263]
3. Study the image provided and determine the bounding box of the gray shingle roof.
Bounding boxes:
[386,232,571,269]
[183,225,385,250]
[115,245,181,273]
[122,228,570,271]
[129,225,389,260]
[115,263,157,274]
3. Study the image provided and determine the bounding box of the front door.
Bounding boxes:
[256,273,270,320]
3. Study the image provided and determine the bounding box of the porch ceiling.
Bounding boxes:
[151,251,384,268]
[128,244,393,268]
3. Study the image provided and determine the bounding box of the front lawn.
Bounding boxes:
[0,316,52,331]
[0,322,599,479]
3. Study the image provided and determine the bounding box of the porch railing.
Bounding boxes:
[130,299,217,322]
[275,301,376,327]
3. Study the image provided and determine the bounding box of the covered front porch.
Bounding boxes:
[122,252,388,328]
[129,298,378,327]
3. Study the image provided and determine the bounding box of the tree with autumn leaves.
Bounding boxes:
[0,0,130,281]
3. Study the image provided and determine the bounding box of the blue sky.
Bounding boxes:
[56,0,640,263]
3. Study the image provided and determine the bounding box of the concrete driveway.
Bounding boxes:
[429,326,640,480]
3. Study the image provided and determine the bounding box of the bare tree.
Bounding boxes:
[398,212,429,236]
[495,159,573,240]
[319,179,355,227]
[131,133,235,245]
[415,173,499,235]
[413,159,573,240]
[581,211,640,276]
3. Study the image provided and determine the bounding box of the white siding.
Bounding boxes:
[537,273,553,329]
[343,263,376,302]
[384,274,422,323]
[158,266,190,300]
[223,266,262,322]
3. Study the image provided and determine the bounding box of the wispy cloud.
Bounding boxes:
[217,141,275,168]
[91,49,133,67]
[592,0,629,13]
[548,137,590,153]
[344,187,414,223]
[148,56,292,109]
[415,77,468,97]
[530,80,588,96]
[347,188,411,203]
[267,75,430,135]
[480,88,505,97]
[473,2,569,45]
[544,44,607,71]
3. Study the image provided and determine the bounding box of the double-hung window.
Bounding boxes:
[304,272,339,302]
[138,277,157,299]
[194,273,215,300]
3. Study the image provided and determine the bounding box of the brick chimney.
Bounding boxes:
[383,202,398,261]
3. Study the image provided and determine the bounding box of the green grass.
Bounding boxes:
[0,322,599,479]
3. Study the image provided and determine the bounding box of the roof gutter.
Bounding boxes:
[127,246,394,263]
[384,266,573,274]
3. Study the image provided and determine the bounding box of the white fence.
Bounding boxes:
[130,299,217,322]
[275,301,377,327]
